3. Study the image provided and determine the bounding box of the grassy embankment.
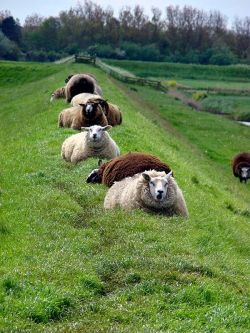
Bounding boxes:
[0,61,249,332]
[104,59,250,121]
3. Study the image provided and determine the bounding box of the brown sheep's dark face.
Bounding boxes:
[80,102,102,120]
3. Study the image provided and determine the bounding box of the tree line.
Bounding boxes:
[0,1,250,65]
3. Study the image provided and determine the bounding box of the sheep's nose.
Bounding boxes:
[93,134,97,139]
[156,190,163,200]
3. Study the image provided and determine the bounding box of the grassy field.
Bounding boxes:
[103,59,250,121]
[0,61,249,332]
[104,59,250,81]
[177,79,250,91]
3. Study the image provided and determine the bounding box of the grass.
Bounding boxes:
[0,61,249,332]
[104,59,250,81]
[177,79,250,91]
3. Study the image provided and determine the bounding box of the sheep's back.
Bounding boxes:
[65,74,96,102]
[71,93,102,106]
[101,152,172,187]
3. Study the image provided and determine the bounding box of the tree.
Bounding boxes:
[1,16,22,44]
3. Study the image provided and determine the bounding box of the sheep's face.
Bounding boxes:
[142,171,173,201]
[240,167,250,182]
[82,125,112,142]
[81,102,100,119]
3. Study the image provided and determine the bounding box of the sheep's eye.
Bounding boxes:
[164,182,168,187]
[150,181,155,186]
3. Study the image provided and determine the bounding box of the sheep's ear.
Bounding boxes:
[100,100,109,114]
[81,127,90,131]
[166,171,173,179]
[102,125,112,131]
[79,104,86,113]
[142,173,151,182]
[65,74,74,83]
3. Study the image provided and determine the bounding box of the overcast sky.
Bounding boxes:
[2,0,250,26]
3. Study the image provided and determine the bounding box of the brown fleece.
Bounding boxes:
[105,103,122,126]
[95,152,172,187]
[232,152,250,177]
[65,74,95,102]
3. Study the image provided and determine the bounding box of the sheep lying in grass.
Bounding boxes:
[65,73,103,96]
[65,73,103,102]
[104,170,188,218]
[71,93,122,126]
[61,125,120,164]
[65,74,96,102]
[86,152,172,186]
[232,152,250,183]
[58,99,108,130]
[50,87,65,102]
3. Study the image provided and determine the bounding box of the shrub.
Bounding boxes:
[201,97,234,114]
[192,91,208,101]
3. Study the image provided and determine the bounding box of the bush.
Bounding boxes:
[201,97,234,114]
[192,91,208,101]
[209,47,237,66]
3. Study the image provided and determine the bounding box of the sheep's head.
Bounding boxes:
[81,125,112,143]
[240,167,250,183]
[142,170,173,202]
[65,74,74,83]
[80,99,108,119]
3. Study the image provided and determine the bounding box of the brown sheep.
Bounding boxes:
[65,73,102,99]
[50,87,65,102]
[232,152,250,183]
[106,103,122,126]
[58,99,108,130]
[65,74,96,102]
[86,152,172,187]
[71,93,122,126]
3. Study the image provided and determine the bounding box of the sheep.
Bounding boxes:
[232,152,250,183]
[65,73,102,96]
[58,98,108,130]
[71,93,102,107]
[61,125,120,164]
[65,74,96,102]
[50,87,65,102]
[104,170,188,218]
[86,152,172,187]
[65,73,103,102]
[71,93,122,126]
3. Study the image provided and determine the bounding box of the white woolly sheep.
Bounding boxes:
[61,125,120,164]
[104,170,188,218]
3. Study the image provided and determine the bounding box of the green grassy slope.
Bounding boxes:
[104,59,250,82]
[0,62,249,332]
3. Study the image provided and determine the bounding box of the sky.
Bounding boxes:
[1,0,250,26]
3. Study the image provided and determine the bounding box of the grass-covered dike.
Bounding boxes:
[0,61,249,332]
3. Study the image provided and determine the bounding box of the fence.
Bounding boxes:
[75,54,96,64]
[73,54,168,93]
